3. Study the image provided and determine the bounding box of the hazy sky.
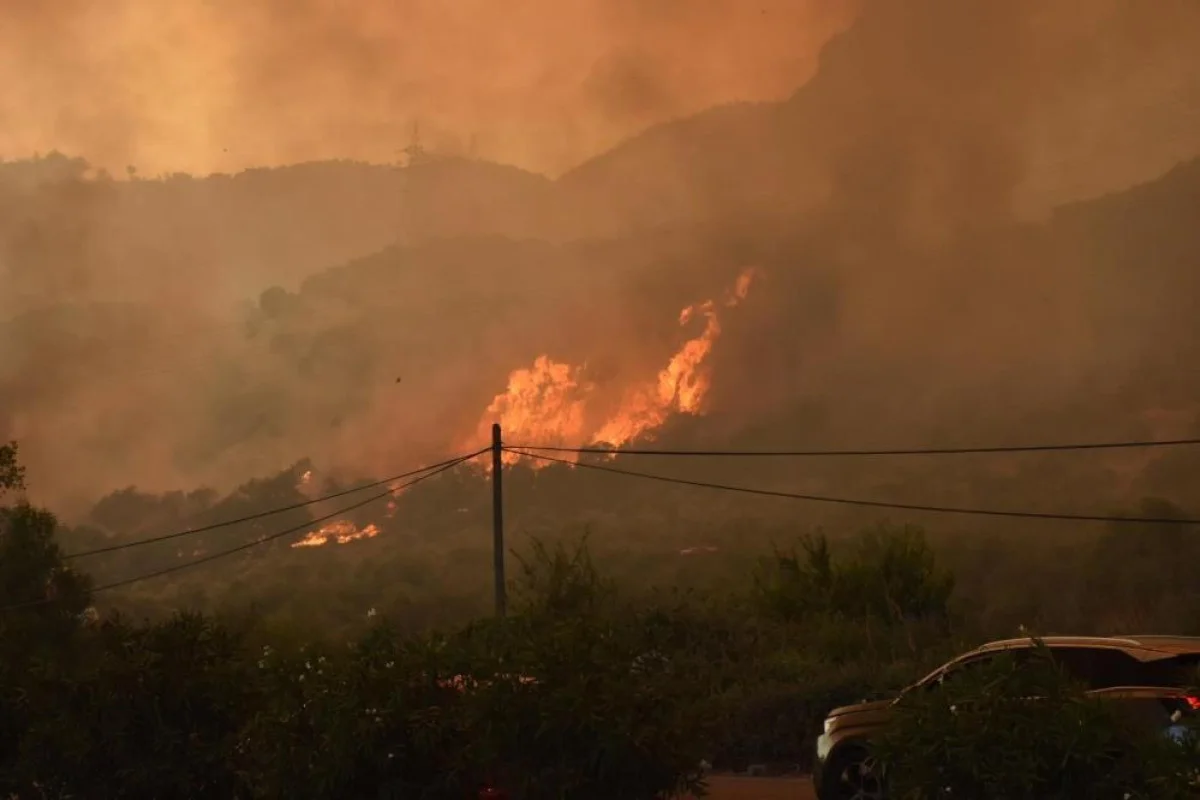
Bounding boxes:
[0,0,858,177]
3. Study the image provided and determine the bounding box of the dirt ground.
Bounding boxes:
[697,775,816,800]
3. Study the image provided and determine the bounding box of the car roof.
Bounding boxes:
[970,635,1200,661]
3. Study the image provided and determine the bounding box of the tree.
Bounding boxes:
[12,614,255,800]
[0,443,92,655]
[0,443,94,795]
[0,442,23,499]
[751,525,953,626]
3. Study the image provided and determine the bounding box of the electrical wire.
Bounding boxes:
[503,448,1200,526]
[507,437,1200,458]
[64,450,486,559]
[2,450,484,613]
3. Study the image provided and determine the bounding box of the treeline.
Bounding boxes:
[50,445,1200,644]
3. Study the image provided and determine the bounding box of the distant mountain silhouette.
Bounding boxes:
[0,154,560,317]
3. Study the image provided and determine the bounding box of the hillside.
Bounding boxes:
[42,151,1200,631]
[0,154,560,318]
[11,149,1199,518]
[555,102,810,238]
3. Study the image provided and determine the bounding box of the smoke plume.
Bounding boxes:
[0,0,856,177]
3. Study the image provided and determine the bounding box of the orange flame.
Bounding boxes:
[294,462,451,548]
[469,268,759,462]
[482,356,591,465]
[291,520,381,548]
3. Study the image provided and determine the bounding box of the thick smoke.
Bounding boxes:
[0,0,855,177]
[703,0,1200,451]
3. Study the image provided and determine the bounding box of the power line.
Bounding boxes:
[508,437,1200,458]
[3,450,485,613]
[64,451,484,560]
[503,448,1200,526]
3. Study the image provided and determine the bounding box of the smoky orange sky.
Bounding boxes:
[0,0,858,177]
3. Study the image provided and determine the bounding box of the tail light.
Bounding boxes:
[1185,695,1200,712]
[479,786,508,800]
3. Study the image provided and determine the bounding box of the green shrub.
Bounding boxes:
[710,657,921,773]
[237,626,474,800]
[451,616,714,800]
[6,613,255,799]
[752,525,953,630]
[443,539,717,799]
[237,538,722,800]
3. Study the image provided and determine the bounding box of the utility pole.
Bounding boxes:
[491,423,507,616]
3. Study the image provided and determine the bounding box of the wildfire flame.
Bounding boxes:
[293,268,759,548]
[291,464,439,548]
[471,268,759,464]
[291,520,381,548]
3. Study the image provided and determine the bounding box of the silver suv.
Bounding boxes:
[814,635,1200,800]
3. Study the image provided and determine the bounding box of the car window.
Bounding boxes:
[1050,647,1200,689]
[929,651,1020,690]
[1138,654,1200,688]
[1050,647,1137,688]
[935,655,990,688]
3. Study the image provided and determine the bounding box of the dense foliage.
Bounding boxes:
[0,447,956,798]
[3,442,1200,796]
[0,442,22,496]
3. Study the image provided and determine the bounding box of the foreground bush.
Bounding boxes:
[450,617,714,799]
[712,658,922,773]
[7,614,256,799]
[0,443,1005,799]
[0,539,726,799]
[238,630,472,799]
[876,643,1200,799]
[447,540,717,799]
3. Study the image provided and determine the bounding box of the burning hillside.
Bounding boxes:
[292,520,381,548]
[290,268,759,548]
[466,268,760,464]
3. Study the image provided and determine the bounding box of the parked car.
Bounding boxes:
[813,635,1200,800]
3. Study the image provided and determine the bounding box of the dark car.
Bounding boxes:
[813,635,1200,800]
